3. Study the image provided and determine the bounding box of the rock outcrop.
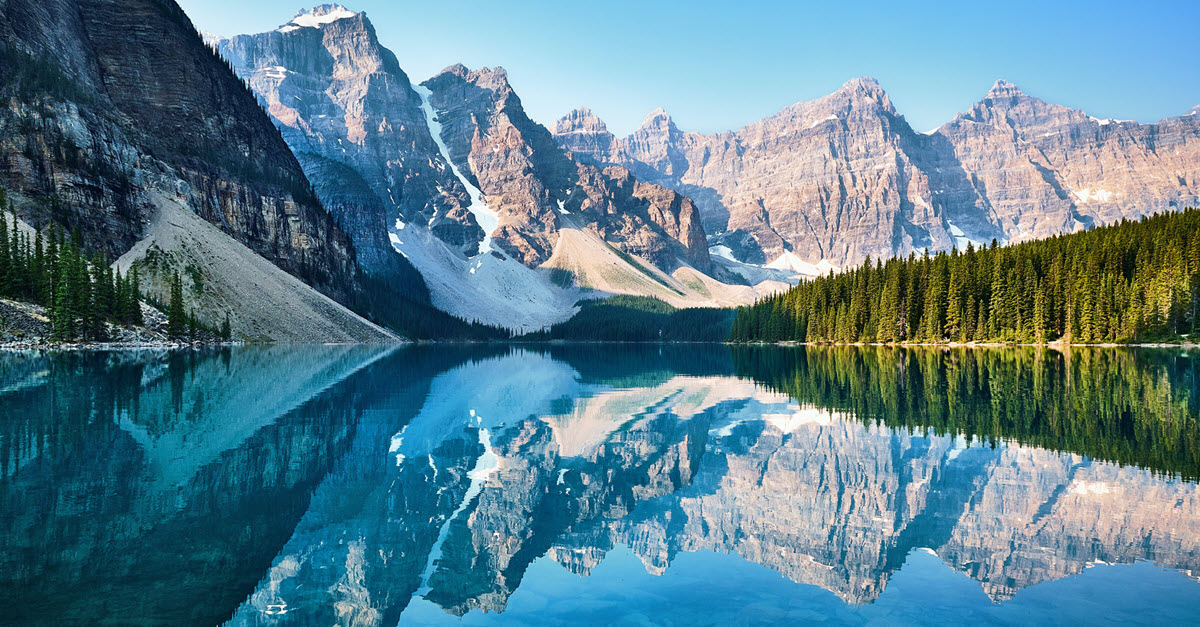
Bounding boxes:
[556,78,1200,267]
[419,62,715,274]
[0,0,384,338]
[216,7,476,276]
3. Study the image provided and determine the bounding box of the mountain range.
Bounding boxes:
[211,5,782,331]
[0,1,1196,339]
[555,78,1200,269]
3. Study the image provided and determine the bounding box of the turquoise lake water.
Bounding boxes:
[2,345,1199,625]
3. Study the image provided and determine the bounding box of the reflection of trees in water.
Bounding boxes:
[732,346,1200,480]
[0,346,401,625]
[1,351,156,479]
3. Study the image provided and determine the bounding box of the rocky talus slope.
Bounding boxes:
[556,79,1200,268]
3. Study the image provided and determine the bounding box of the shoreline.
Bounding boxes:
[0,340,244,352]
[728,340,1200,349]
[4,338,1199,352]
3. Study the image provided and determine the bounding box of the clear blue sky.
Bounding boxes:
[179,0,1200,136]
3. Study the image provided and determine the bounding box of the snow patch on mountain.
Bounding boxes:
[807,114,838,130]
[278,4,358,33]
[946,221,988,250]
[708,246,804,292]
[710,245,738,262]
[413,84,500,255]
[388,221,579,332]
[1088,116,1133,126]
[199,30,226,47]
[1070,188,1116,203]
[765,251,838,277]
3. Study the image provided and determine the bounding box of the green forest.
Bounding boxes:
[520,295,735,342]
[0,193,150,341]
[731,208,1200,344]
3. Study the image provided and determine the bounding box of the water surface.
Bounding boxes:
[2,345,1199,625]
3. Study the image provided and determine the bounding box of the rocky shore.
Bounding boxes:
[0,298,226,350]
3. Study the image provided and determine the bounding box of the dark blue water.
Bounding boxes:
[2,345,1199,625]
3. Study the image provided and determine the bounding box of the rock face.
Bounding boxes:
[0,0,381,336]
[556,78,1200,267]
[215,7,474,283]
[936,80,1200,242]
[422,63,712,273]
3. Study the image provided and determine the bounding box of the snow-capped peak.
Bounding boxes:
[278,4,358,33]
[1088,115,1133,126]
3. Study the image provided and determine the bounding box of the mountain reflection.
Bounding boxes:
[1,345,1198,624]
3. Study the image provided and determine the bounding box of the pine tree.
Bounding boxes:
[168,271,185,338]
[1033,279,1048,343]
[945,264,965,341]
[53,267,71,341]
[877,264,901,342]
[129,266,144,325]
[0,210,10,298]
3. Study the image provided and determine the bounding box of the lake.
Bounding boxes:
[2,345,1199,625]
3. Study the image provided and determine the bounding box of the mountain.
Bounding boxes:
[0,0,392,341]
[218,7,782,331]
[555,78,1200,268]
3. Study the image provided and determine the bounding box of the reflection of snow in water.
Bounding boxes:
[411,424,500,599]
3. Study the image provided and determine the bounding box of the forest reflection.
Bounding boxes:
[732,346,1200,480]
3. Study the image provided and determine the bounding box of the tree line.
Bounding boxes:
[0,190,146,341]
[731,208,1200,344]
[520,295,735,342]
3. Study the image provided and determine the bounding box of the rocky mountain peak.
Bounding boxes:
[554,106,610,134]
[967,79,1075,128]
[841,76,882,92]
[830,76,894,114]
[634,107,679,138]
[983,79,1027,101]
[554,108,617,165]
[279,4,359,33]
[643,106,673,122]
[440,63,511,91]
[1188,104,1200,116]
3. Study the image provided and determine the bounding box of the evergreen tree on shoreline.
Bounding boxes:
[0,189,158,342]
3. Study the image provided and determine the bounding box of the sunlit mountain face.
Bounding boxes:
[2,345,1199,624]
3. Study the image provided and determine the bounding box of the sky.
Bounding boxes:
[178,0,1200,136]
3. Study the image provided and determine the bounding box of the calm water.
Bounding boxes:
[2,345,1200,625]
